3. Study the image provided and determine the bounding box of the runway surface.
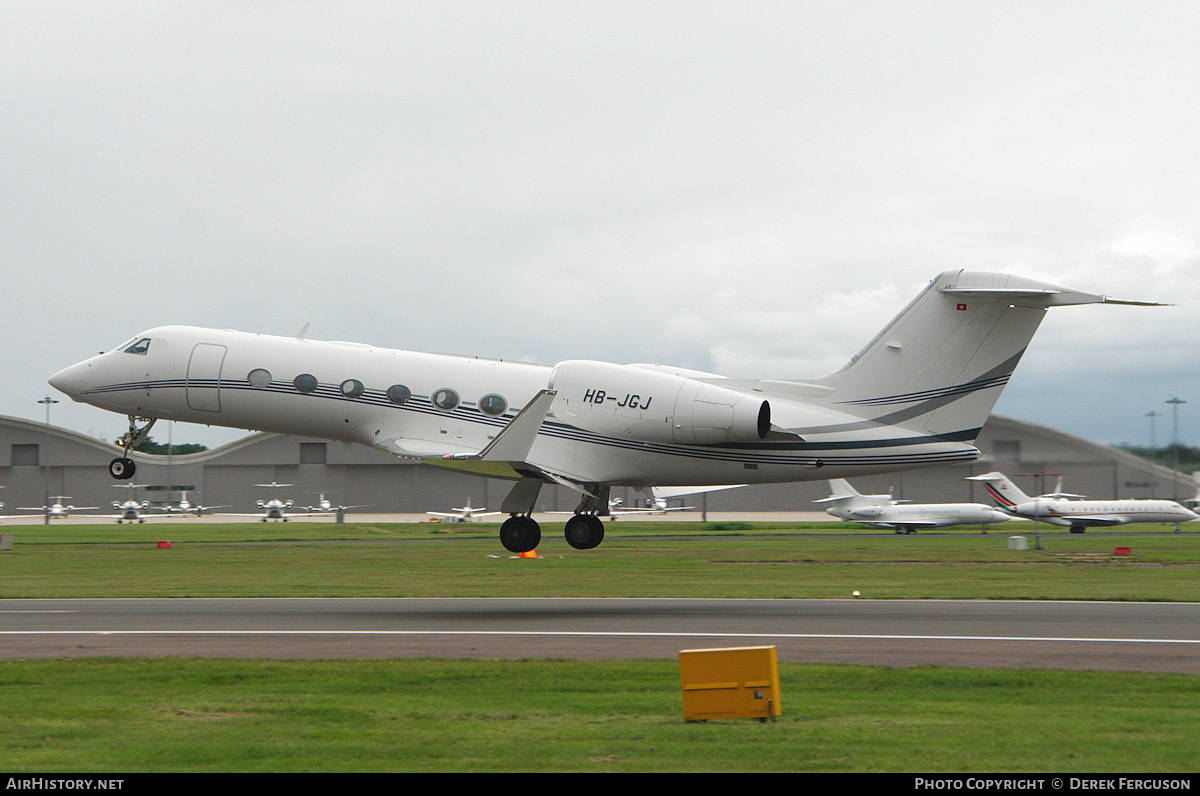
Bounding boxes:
[2,597,1198,673]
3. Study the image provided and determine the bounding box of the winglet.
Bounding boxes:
[442,390,556,463]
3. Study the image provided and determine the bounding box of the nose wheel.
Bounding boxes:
[109,415,156,481]
[109,457,136,480]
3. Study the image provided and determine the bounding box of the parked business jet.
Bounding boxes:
[815,478,1016,533]
[220,483,333,522]
[48,270,1158,552]
[305,493,366,514]
[556,485,741,518]
[161,490,222,516]
[427,500,502,522]
[968,472,1199,533]
[1187,473,1200,508]
[105,484,155,524]
[18,497,98,519]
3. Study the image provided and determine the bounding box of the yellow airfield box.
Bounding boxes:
[678,646,782,721]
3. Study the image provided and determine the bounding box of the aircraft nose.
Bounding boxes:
[48,360,91,400]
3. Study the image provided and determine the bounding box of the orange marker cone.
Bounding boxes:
[519,549,539,558]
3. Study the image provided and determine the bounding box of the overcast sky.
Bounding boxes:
[4,1,1198,453]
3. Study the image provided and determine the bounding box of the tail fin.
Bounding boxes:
[967,471,1033,509]
[810,270,1153,442]
[813,479,890,507]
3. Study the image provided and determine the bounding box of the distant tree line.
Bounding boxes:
[1116,444,1200,474]
[133,436,208,456]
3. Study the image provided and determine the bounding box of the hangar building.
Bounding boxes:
[0,413,1192,518]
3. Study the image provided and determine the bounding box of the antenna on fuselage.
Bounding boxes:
[295,324,309,341]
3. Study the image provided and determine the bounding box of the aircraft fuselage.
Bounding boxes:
[49,325,978,488]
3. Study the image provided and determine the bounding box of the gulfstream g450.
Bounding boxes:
[48,270,1156,552]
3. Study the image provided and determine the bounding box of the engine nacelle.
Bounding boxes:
[846,506,883,519]
[549,360,770,445]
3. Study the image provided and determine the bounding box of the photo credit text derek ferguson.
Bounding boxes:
[913,778,1194,792]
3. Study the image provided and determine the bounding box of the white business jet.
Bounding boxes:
[968,472,1199,533]
[427,500,502,522]
[104,484,155,523]
[18,497,99,519]
[221,483,333,522]
[306,493,366,514]
[815,478,1016,533]
[162,490,222,516]
[48,270,1158,553]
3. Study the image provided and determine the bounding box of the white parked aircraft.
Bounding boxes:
[162,490,222,516]
[105,484,155,524]
[306,493,366,514]
[427,500,502,522]
[18,497,98,519]
[221,483,333,522]
[1187,473,1200,508]
[968,472,1199,533]
[815,478,1016,533]
[48,270,1158,552]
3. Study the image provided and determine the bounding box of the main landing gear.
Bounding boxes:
[563,514,605,550]
[496,478,608,553]
[497,513,606,553]
[109,415,156,481]
[499,515,541,553]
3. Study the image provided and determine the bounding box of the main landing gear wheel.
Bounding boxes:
[108,457,136,480]
[564,514,605,550]
[500,515,541,553]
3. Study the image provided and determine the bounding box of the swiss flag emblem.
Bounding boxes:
[956,303,967,311]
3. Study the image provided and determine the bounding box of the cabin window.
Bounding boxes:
[124,338,151,355]
[478,394,507,416]
[386,385,411,405]
[293,374,318,394]
[431,388,460,411]
[340,379,364,399]
[247,368,272,388]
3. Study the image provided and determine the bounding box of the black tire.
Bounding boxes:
[108,457,136,480]
[564,514,605,550]
[500,516,542,553]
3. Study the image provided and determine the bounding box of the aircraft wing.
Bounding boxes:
[426,511,501,519]
[1049,513,1128,526]
[218,511,336,519]
[442,390,556,462]
[376,390,557,481]
[648,485,745,499]
[377,438,480,459]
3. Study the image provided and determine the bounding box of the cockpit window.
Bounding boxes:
[124,338,151,355]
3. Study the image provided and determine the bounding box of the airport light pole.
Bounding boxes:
[1145,410,1160,497]
[38,396,58,526]
[1167,396,1186,504]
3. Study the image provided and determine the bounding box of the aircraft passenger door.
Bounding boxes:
[186,343,227,412]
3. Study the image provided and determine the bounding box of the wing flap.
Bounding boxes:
[1052,514,1128,526]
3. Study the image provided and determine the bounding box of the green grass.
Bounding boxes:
[0,658,1197,772]
[1,521,1198,600]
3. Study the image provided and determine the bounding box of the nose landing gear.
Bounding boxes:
[109,416,156,480]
